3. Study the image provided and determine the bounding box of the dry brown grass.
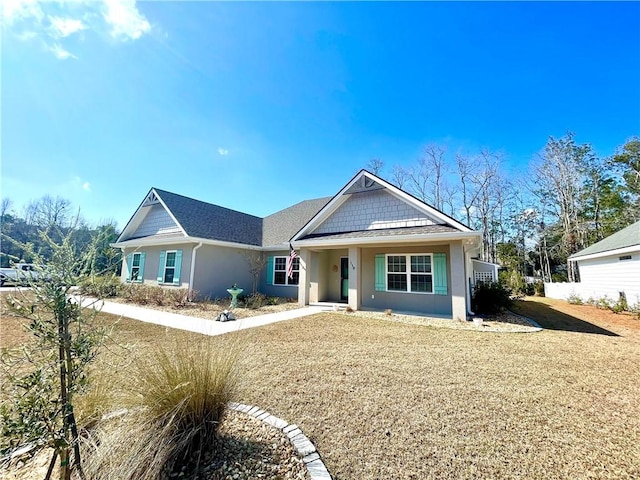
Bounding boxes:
[2,293,639,479]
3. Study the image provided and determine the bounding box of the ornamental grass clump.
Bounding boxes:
[82,338,241,480]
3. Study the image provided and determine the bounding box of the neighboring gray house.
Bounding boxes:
[566,220,640,308]
[113,170,484,320]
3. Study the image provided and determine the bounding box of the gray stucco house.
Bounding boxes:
[113,170,483,320]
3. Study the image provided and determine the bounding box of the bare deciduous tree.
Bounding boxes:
[24,195,73,229]
[366,158,384,175]
[243,250,266,294]
[533,133,594,282]
[391,165,409,189]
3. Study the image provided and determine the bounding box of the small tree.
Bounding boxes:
[243,250,266,294]
[1,227,112,480]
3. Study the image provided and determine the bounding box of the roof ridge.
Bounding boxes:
[153,187,263,220]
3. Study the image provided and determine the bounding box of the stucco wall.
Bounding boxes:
[360,244,453,316]
[192,245,255,299]
[314,190,435,234]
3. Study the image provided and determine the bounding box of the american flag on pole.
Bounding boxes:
[287,245,298,279]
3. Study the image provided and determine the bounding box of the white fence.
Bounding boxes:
[544,282,639,308]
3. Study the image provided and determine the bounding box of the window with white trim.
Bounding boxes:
[163,251,177,284]
[386,254,433,293]
[273,256,299,285]
[131,253,142,282]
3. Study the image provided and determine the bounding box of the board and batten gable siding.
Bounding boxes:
[132,204,182,238]
[360,244,453,315]
[577,251,640,306]
[120,244,193,289]
[312,189,437,235]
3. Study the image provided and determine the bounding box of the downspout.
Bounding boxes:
[189,242,203,297]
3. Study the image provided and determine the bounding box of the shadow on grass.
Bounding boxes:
[512,299,619,336]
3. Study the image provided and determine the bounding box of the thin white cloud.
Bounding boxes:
[1,0,44,27]
[102,0,150,40]
[49,16,86,38]
[3,0,152,59]
[16,30,37,41]
[73,176,90,191]
[218,148,229,156]
[49,43,76,60]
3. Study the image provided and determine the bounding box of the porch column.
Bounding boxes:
[348,247,361,310]
[450,241,467,321]
[298,248,310,307]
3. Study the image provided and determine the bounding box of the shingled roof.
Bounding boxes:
[262,197,331,247]
[123,189,329,248]
[154,189,263,246]
[570,220,640,259]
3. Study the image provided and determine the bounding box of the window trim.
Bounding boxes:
[130,252,142,283]
[385,253,434,294]
[161,250,178,285]
[272,255,300,286]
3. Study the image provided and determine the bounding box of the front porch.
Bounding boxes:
[296,241,472,321]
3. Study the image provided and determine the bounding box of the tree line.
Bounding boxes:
[368,133,640,284]
[0,195,121,274]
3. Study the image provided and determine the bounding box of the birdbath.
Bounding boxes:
[227,287,243,308]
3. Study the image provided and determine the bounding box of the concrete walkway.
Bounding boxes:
[77,297,332,336]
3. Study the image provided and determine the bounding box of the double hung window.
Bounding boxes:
[163,251,177,284]
[273,256,299,285]
[386,254,433,293]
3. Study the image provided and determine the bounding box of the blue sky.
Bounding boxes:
[2,1,639,229]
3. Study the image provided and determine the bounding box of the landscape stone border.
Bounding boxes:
[228,402,332,480]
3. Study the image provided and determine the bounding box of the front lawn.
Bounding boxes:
[2,294,639,479]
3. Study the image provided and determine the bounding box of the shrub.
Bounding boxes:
[472,281,512,315]
[118,284,193,308]
[567,293,583,305]
[82,338,240,480]
[243,292,268,309]
[78,274,121,298]
[533,281,545,297]
[165,288,197,307]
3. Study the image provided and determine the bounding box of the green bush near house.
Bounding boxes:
[533,280,545,296]
[472,281,512,315]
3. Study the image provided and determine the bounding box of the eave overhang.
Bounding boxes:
[569,245,640,262]
[111,235,263,251]
[291,231,482,249]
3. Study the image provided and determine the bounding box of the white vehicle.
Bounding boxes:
[0,263,43,286]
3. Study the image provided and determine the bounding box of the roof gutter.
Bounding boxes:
[111,236,263,251]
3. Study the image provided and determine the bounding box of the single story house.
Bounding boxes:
[112,170,485,320]
[566,220,640,308]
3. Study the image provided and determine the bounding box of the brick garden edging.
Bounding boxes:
[227,402,332,480]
